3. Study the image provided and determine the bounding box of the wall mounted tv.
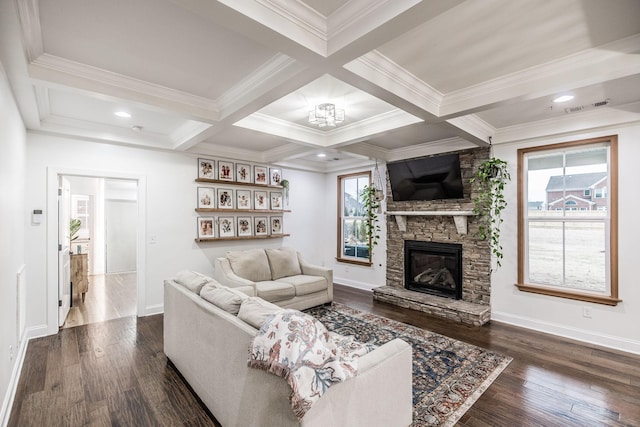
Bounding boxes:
[387,153,463,201]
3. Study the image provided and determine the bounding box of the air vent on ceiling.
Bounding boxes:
[564,99,610,114]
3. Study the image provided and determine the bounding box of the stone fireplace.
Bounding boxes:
[373,147,492,326]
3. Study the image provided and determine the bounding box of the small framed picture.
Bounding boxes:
[198,158,215,179]
[254,165,268,185]
[218,217,235,238]
[270,216,283,234]
[236,163,252,183]
[197,217,215,238]
[236,190,252,209]
[218,161,234,181]
[217,188,234,209]
[254,216,268,236]
[270,168,282,185]
[237,216,252,237]
[270,191,283,210]
[197,187,215,208]
[254,190,268,210]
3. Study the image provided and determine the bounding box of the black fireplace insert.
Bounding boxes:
[404,240,462,300]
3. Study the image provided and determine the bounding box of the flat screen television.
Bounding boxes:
[387,153,463,201]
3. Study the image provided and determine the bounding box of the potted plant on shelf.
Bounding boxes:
[361,185,381,258]
[470,157,511,267]
[280,179,289,203]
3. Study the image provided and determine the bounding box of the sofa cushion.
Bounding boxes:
[199,283,248,315]
[276,275,327,296]
[175,270,214,294]
[255,281,295,302]
[237,297,282,329]
[227,249,271,282]
[265,247,302,280]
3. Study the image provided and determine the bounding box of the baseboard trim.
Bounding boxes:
[1,326,37,427]
[491,311,640,356]
[144,304,164,316]
[333,278,379,292]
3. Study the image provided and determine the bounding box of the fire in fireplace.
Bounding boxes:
[404,240,462,300]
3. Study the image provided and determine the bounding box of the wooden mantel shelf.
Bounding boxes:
[385,211,474,235]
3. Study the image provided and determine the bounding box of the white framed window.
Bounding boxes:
[583,189,591,197]
[595,187,607,198]
[517,136,619,306]
[337,172,371,265]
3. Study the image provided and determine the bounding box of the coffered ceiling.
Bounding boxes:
[1,0,639,172]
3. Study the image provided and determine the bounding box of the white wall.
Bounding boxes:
[0,63,27,424]
[322,166,388,291]
[491,124,640,354]
[23,133,326,335]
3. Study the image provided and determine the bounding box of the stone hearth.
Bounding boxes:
[373,286,490,326]
[374,147,492,325]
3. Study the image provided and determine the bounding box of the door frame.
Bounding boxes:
[46,167,147,335]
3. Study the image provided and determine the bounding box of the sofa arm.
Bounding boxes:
[297,253,333,301]
[213,257,256,294]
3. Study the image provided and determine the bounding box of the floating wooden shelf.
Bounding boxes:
[195,233,290,242]
[195,178,284,189]
[385,210,474,235]
[195,208,290,214]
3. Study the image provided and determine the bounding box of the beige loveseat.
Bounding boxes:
[214,247,333,311]
[164,278,413,427]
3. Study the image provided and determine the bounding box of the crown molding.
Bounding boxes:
[28,54,221,122]
[234,112,329,147]
[344,50,443,116]
[40,114,173,149]
[15,0,43,62]
[326,109,422,146]
[217,53,303,118]
[327,0,417,56]
[170,121,213,150]
[440,34,640,117]
[258,0,327,39]
[384,137,475,162]
[492,102,640,145]
[445,114,493,147]
[33,84,50,122]
[216,0,327,56]
[338,142,391,162]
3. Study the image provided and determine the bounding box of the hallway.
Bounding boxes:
[63,272,136,329]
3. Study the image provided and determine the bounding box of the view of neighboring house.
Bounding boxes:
[545,172,608,211]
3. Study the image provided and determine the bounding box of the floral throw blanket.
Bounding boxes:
[248,309,376,419]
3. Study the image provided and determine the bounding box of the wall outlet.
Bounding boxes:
[583,306,592,318]
[9,345,13,360]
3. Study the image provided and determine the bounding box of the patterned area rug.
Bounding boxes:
[305,303,512,427]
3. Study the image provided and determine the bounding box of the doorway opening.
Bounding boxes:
[59,176,139,328]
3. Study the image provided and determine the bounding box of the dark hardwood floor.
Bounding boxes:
[9,284,640,426]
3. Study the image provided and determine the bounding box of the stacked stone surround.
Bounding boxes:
[373,147,492,326]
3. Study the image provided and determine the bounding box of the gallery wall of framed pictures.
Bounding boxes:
[195,157,289,241]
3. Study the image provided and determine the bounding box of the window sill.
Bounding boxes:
[336,257,372,267]
[515,283,621,306]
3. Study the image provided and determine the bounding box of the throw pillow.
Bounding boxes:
[237,297,282,329]
[226,249,271,282]
[175,270,214,294]
[265,247,301,280]
[200,284,248,315]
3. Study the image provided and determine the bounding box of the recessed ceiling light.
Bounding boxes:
[553,95,574,103]
[114,111,131,118]
[317,153,327,157]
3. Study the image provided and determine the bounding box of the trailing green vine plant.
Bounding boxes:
[360,185,381,258]
[470,157,511,267]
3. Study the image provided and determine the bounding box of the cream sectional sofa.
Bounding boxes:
[213,247,333,311]
[164,277,413,427]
